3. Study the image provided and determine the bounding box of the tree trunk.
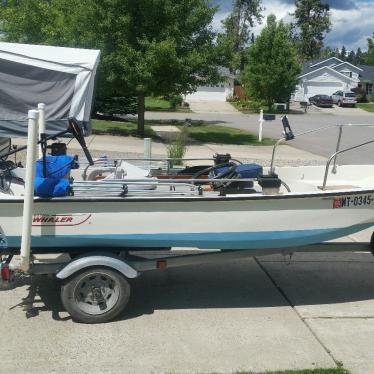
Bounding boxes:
[137,93,145,137]
[268,101,272,112]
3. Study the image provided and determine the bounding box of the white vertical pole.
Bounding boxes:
[20,110,39,272]
[38,103,45,159]
[258,109,264,142]
[144,137,152,170]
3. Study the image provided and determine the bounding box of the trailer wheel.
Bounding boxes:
[60,267,130,324]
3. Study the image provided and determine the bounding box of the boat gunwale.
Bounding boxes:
[1,187,374,203]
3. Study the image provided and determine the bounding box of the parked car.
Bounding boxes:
[331,91,357,107]
[309,94,333,108]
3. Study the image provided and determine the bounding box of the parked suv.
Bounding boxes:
[332,91,357,107]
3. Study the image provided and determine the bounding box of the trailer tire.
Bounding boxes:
[61,267,130,324]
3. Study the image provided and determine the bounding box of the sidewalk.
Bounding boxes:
[73,134,326,167]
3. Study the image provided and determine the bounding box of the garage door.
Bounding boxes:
[306,81,343,98]
[185,85,227,102]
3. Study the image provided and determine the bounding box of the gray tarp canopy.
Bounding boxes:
[0,42,100,137]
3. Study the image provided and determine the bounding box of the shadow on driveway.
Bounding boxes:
[5,253,374,322]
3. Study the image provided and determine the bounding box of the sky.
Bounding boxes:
[211,0,374,51]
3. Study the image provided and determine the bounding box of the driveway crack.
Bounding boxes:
[254,257,341,367]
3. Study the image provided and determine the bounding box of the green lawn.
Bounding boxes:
[91,119,274,145]
[231,101,289,115]
[91,119,157,138]
[145,97,172,111]
[232,369,350,374]
[184,123,275,145]
[357,103,374,112]
[145,96,191,112]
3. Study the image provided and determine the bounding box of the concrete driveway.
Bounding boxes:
[2,243,374,373]
[189,100,239,113]
[311,105,368,115]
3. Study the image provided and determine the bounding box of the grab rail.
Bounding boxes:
[270,122,374,189]
[321,138,374,190]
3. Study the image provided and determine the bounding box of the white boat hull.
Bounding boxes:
[1,189,374,252]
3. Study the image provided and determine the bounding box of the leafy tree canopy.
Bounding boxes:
[241,15,301,111]
[0,0,220,135]
[217,0,263,72]
[291,0,331,61]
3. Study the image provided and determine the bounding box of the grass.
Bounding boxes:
[231,101,288,115]
[357,103,374,112]
[145,96,191,112]
[91,119,274,145]
[91,119,158,138]
[145,96,172,111]
[183,123,275,145]
[218,369,350,374]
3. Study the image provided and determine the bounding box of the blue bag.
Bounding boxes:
[34,155,73,197]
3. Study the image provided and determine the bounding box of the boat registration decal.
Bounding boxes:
[333,195,374,209]
[32,214,91,226]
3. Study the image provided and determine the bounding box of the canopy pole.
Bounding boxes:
[20,110,39,272]
[38,103,46,159]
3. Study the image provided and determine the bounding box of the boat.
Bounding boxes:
[2,42,372,256]
[1,116,374,255]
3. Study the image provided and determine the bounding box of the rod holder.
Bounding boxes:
[20,110,39,272]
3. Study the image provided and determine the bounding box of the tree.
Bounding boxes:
[217,0,263,72]
[340,45,347,61]
[346,50,356,64]
[365,35,374,65]
[241,15,301,111]
[0,0,220,136]
[356,47,364,65]
[320,46,338,58]
[291,0,331,61]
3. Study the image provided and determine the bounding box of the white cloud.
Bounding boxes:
[325,4,374,50]
[212,0,374,51]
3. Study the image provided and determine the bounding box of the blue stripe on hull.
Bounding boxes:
[4,222,373,250]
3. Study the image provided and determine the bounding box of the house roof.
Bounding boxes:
[358,65,374,82]
[299,57,374,83]
[310,57,343,68]
[298,65,357,82]
[334,62,362,72]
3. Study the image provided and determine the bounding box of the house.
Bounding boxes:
[294,57,374,101]
[184,67,235,102]
[357,64,374,97]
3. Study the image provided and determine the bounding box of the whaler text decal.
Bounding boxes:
[32,214,91,226]
[333,195,374,209]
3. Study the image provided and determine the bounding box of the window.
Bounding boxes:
[367,83,373,95]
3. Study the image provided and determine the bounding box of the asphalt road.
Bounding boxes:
[145,110,374,164]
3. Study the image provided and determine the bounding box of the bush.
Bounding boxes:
[93,96,137,117]
[236,99,262,111]
[370,92,374,103]
[352,87,368,103]
[169,95,183,109]
[167,127,188,166]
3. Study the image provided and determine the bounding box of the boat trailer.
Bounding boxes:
[1,240,374,324]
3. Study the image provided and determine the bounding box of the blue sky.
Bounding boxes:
[211,0,374,51]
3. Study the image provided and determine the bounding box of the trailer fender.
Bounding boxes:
[56,255,138,280]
